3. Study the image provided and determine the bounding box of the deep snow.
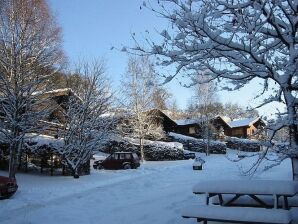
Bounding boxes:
[0,150,292,224]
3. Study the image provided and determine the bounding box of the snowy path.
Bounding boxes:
[0,151,292,224]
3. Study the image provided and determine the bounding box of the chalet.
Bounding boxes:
[146,109,177,133]
[174,118,201,137]
[35,88,82,136]
[0,88,78,136]
[173,116,265,140]
[40,88,81,124]
[174,116,230,139]
[225,117,266,139]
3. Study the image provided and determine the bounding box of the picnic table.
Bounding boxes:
[193,180,298,209]
[182,180,298,224]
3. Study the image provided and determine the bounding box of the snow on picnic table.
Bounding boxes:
[0,150,292,224]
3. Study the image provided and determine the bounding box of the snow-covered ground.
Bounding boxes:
[0,150,292,224]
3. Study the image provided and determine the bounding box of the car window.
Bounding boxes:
[110,154,118,160]
[125,154,131,159]
[119,153,125,160]
[132,154,138,159]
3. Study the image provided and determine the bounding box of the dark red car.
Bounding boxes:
[93,152,140,170]
[0,176,18,199]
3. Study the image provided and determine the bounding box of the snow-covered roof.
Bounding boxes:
[43,88,72,95]
[175,116,263,129]
[33,88,83,102]
[219,116,231,123]
[228,117,261,128]
[33,88,71,96]
[175,115,230,126]
[175,119,200,126]
[26,134,63,147]
[99,112,116,118]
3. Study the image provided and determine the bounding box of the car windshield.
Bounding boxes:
[132,154,138,159]
[107,154,117,160]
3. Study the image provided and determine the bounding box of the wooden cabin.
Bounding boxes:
[146,109,177,133]
[41,88,81,124]
[173,116,265,140]
[173,116,230,139]
[225,117,265,139]
[174,119,202,137]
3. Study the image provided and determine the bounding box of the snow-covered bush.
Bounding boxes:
[143,141,184,161]
[169,132,226,154]
[226,137,261,152]
[102,137,184,161]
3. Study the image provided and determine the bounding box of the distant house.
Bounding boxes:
[174,118,201,136]
[225,117,266,139]
[0,88,78,136]
[41,88,81,124]
[34,88,82,136]
[174,116,230,138]
[146,109,177,133]
[173,116,265,139]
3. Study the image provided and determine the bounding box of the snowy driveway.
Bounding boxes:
[0,152,292,224]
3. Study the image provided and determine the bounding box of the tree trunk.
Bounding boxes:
[8,142,18,179]
[140,138,145,162]
[73,168,79,179]
[25,154,28,173]
[50,154,54,176]
[290,123,298,180]
[206,125,210,156]
[283,89,298,181]
[8,145,16,179]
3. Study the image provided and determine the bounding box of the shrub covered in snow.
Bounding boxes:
[226,137,261,152]
[101,137,184,161]
[169,132,226,154]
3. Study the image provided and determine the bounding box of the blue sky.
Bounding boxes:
[48,0,284,117]
[48,0,192,106]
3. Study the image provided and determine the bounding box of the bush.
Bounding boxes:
[102,138,184,161]
[169,132,227,154]
[226,137,261,152]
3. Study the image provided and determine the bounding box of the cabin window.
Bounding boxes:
[189,127,196,134]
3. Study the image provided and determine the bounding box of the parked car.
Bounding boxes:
[93,152,140,170]
[184,152,196,160]
[0,176,18,199]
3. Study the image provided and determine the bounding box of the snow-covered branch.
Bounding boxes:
[134,0,298,179]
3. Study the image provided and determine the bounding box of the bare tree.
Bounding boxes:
[152,86,172,110]
[168,99,186,120]
[223,102,259,121]
[193,77,219,155]
[119,56,165,161]
[135,0,298,180]
[0,0,63,178]
[59,60,113,178]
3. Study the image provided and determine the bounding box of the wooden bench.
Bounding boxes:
[181,205,292,224]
